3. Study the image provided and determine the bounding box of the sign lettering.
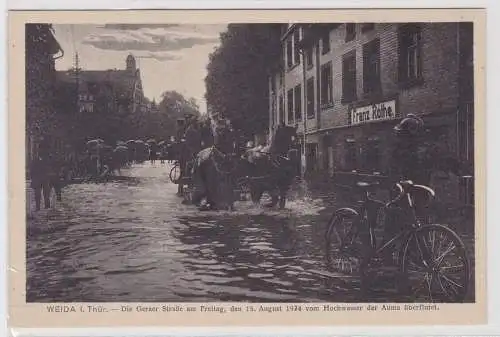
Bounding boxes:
[349,100,397,125]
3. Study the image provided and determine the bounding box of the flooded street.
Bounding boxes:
[26,163,474,303]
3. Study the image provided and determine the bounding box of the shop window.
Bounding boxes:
[342,51,357,103]
[345,138,357,171]
[364,137,381,173]
[287,89,294,124]
[294,84,302,121]
[320,62,333,106]
[398,23,423,86]
[345,23,356,42]
[361,23,375,32]
[363,38,381,94]
[306,77,315,119]
[322,32,331,54]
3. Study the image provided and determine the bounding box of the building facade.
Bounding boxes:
[25,24,64,168]
[56,54,146,145]
[268,22,474,204]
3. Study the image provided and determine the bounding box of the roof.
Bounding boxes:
[56,69,138,98]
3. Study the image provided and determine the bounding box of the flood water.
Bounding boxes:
[26,163,474,303]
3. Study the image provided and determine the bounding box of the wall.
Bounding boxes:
[318,23,460,130]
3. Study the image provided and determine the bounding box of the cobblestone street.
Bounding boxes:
[26,162,475,302]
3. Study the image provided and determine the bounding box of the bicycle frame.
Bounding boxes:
[356,181,436,259]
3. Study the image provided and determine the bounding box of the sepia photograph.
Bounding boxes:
[7,8,487,328]
[24,20,476,304]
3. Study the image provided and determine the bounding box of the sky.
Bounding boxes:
[53,24,228,114]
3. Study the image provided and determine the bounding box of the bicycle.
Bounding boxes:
[325,179,470,303]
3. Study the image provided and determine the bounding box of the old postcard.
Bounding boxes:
[8,8,486,328]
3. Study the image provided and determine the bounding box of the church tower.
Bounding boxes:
[126,54,136,72]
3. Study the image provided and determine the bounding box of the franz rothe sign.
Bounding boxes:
[349,99,398,125]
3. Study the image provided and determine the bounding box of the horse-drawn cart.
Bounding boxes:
[169,158,196,203]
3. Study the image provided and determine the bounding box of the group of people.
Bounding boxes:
[28,138,66,211]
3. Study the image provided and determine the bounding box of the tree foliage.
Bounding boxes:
[130,90,201,141]
[204,24,283,138]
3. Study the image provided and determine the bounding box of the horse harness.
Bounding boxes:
[210,146,238,175]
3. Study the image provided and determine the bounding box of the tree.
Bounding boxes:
[204,24,283,138]
[133,90,201,141]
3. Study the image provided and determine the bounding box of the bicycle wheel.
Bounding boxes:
[325,209,368,276]
[399,224,470,303]
[169,164,181,184]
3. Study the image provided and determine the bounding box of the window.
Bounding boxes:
[79,102,94,113]
[399,24,423,85]
[306,46,313,69]
[294,84,302,121]
[286,37,293,68]
[322,32,330,54]
[345,138,357,171]
[361,23,375,32]
[345,23,356,42]
[306,77,315,119]
[363,38,381,94]
[458,102,474,162]
[279,94,285,124]
[364,137,380,173]
[293,29,301,66]
[320,62,333,106]
[342,51,357,103]
[287,89,294,123]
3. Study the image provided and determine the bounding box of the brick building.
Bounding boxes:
[268,22,474,204]
[55,54,146,144]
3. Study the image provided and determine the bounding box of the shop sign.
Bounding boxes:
[349,99,397,126]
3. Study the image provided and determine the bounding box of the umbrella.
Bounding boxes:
[116,140,126,146]
[135,140,145,144]
[158,140,166,146]
[146,138,156,144]
[86,139,104,147]
[126,140,136,145]
[114,145,128,152]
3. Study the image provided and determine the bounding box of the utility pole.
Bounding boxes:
[71,52,82,166]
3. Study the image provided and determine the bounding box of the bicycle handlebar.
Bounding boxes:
[385,180,414,207]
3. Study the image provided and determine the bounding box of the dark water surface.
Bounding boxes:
[26,164,474,303]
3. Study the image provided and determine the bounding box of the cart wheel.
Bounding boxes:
[169,164,181,184]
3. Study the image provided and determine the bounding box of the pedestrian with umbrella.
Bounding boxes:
[86,138,104,177]
[147,138,158,166]
[126,140,137,164]
[158,140,166,164]
[113,145,129,175]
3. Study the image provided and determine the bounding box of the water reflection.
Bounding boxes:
[26,163,473,303]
